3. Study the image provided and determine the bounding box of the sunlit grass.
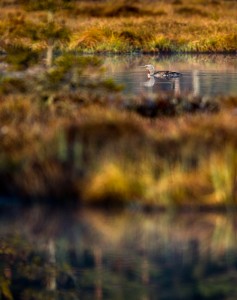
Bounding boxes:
[210,148,237,205]
[82,160,151,206]
[0,0,237,53]
[68,13,237,53]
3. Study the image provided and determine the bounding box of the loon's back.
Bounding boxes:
[153,71,181,79]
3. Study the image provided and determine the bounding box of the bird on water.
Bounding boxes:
[141,64,181,79]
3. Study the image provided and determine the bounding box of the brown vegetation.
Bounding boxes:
[0,0,237,53]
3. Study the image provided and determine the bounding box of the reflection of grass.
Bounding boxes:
[2,207,237,299]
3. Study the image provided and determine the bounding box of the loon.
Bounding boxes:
[141,64,181,79]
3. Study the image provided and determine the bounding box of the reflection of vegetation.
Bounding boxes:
[1,208,237,299]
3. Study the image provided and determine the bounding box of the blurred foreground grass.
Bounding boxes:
[0,52,237,209]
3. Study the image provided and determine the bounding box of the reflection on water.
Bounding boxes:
[103,54,237,96]
[1,206,237,299]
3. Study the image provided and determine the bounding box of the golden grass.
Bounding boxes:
[0,0,237,53]
[53,0,237,53]
[81,160,152,206]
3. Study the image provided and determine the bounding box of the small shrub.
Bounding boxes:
[6,46,40,70]
[0,77,28,94]
[19,0,71,11]
[175,6,209,17]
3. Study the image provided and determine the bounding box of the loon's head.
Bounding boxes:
[141,64,155,75]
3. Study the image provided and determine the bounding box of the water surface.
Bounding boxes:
[1,53,237,98]
[103,54,237,97]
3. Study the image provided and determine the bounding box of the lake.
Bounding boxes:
[1,53,237,98]
[1,205,237,300]
[103,54,237,97]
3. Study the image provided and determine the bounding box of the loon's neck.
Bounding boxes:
[147,70,153,78]
[149,67,154,75]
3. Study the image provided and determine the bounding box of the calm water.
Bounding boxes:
[1,53,237,97]
[103,54,237,96]
[1,206,237,300]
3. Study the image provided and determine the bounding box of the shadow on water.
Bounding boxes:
[1,205,237,299]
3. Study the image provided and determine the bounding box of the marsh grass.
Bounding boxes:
[0,10,70,69]
[1,0,237,54]
[71,0,167,18]
[57,0,237,53]
[210,148,237,205]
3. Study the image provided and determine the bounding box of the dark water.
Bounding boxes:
[103,54,237,97]
[1,206,237,300]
